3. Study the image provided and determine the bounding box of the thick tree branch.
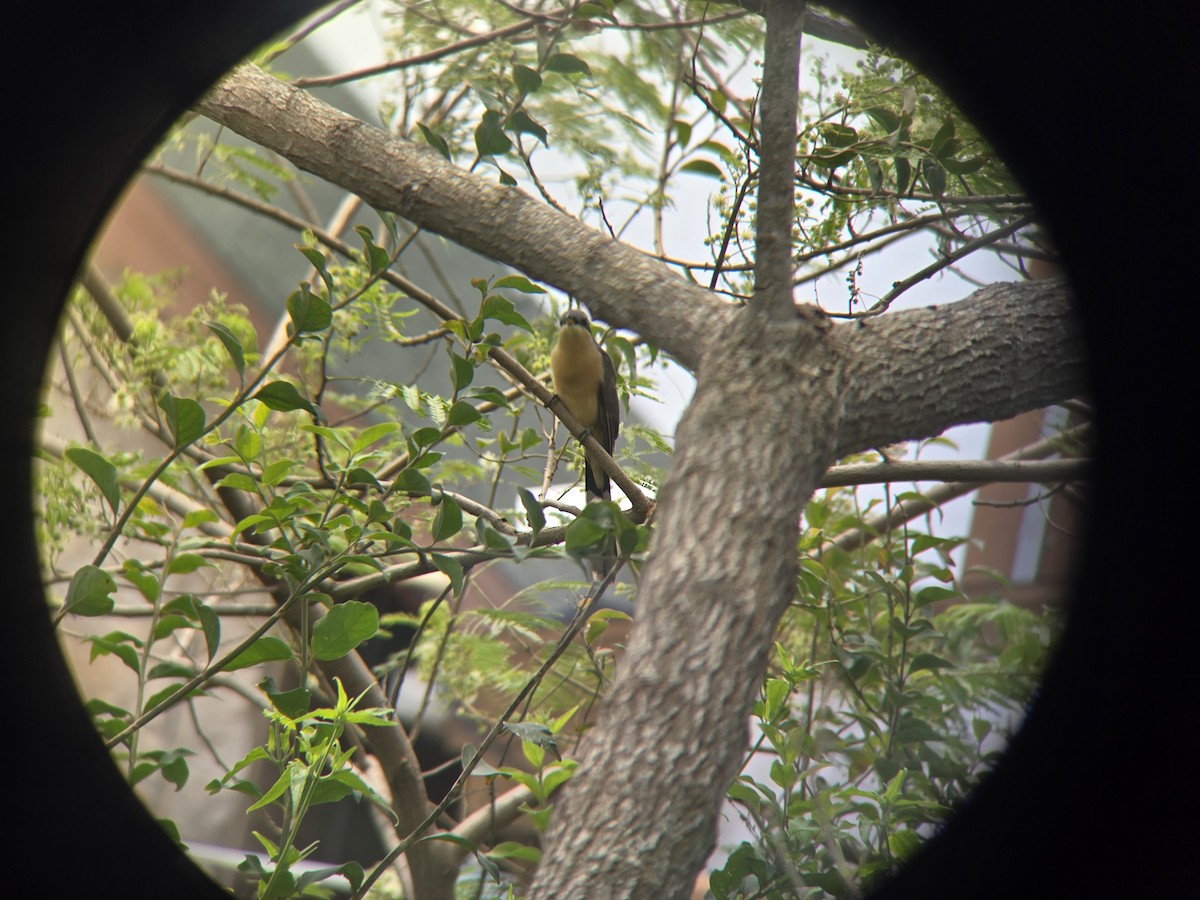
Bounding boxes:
[189,55,1088,900]
[192,66,1080,442]
[832,277,1085,456]
[194,64,731,370]
[734,1,870,49]
[532,309,840,897]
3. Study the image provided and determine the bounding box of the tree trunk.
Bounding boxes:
[194,59,1087,900]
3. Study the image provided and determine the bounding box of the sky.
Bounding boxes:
[288,0,1049,870]
[301,2,1029,543]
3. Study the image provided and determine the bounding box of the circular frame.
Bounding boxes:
[5,1,1192,896]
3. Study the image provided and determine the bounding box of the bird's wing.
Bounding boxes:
[584,345,619,501]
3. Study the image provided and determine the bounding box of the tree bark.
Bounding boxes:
[193,58,1087,900]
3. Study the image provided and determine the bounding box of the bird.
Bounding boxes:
[550,308,619,504]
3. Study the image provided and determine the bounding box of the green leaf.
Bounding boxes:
[261,676,312,720]
[214,472,258,492]
[817,122,858,146]
[286,285,332,336]
[575,1,617,21]
[674,118,693,147]
[544,53,591,76]
[205,320,246,381]
[413,455,451,481]
[585,608,630,645]
[889,828,922,860]
[474,109,513,157]
[894,156,912,195]
[508,109,548,146]
[121,559,159,602]
[865,106,901,133]
[512,64,542,94]
[450,352,475,391]
[261,459,295,487]
[233,424,261,460]
[432,554,464,596]
[351,421,400,456]
[971,717,992,743]
[312,601,380,661]
[941,155,988,175]
[417,122,451,160]
[431,494,463,541]
[909,652,956,673]
[65,446,121,515]
[196,601,220,661]
[486,841,542,863]
[518,488,545,538]
[144,683,188,715]
[413,833,501,882]
[345,467,382,491]
[474,518,513,552]
[447,400,482,428]
[491,275,546,294]
[254,381,316,416]
[246,768,294,813]
[565,515,608,557]
[224,636,294,671]
[930,115,956,157]
[65,565,117,617]
[894,715,941,745]
[922,159,947,197]
[183,508,219,530]
[463,743,503,777]
[481,294,534,332]
[295,861,365,894]
[680,159,724,179]
[914,585,960,608]
[393,468,431,496]
[86,632,142,672]
[157,393,206,449]
[354,225,392,274]
[296,246,334,296]
[166,553,211,576]
[811,124,858,168]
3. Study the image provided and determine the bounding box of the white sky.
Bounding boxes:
[304,3,1017,540]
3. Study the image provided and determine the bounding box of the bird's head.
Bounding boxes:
[559,309,592,331]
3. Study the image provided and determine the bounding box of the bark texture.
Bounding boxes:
[192,63,1089,900]
[531,308,840,896]
[194,65,730,372]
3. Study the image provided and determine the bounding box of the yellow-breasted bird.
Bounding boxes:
[550,308,619,504]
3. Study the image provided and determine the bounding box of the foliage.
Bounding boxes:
[36,2,1066,898]
[710,485,1058,898]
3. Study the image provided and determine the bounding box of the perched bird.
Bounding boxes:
[550,308,619,503]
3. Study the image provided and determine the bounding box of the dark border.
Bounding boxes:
[4,2,1193,897]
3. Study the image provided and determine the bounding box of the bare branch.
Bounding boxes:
[821,456,1086,487]
[826,423,1090,555]
[293,17,542,88]
[860,214,1032,315]
[752,0,805,317]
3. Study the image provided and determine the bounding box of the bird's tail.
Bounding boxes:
[584,454,610,504]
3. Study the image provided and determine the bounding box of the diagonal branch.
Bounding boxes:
[833,277,1085,456]
[194,63,730,370]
